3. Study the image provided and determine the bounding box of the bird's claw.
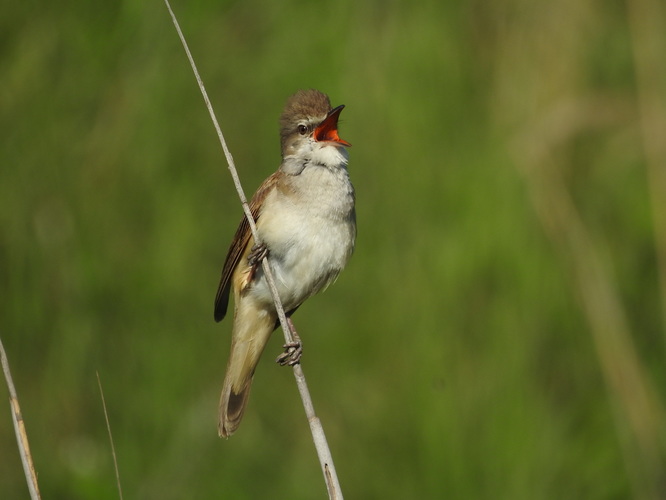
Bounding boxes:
[247,242,269,267]
[276,340,302,366]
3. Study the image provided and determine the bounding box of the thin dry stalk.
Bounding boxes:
[0,337,41,500]
[96,372,124,500]
[163,2,343,498]
[513,100,665,499]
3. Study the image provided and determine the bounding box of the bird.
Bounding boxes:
[214,89,356,438]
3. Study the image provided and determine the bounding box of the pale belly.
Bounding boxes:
[246,159,356,312]
[250,212,355,312]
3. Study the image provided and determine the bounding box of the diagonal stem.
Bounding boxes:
[163,2,343,498]
[96,372,124,500]
[1,337,41,500]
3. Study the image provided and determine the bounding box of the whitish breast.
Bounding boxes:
[253,165,356,310]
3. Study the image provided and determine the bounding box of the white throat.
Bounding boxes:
[283,141,349,175]
[309,142,349,169]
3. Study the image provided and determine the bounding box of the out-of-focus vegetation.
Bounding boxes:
[2,0,665,498]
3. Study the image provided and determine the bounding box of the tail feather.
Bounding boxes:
[218,373,253,438]
[218,302,275,438]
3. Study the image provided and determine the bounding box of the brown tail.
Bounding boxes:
[218,301,275,438]
[218,368,253,438]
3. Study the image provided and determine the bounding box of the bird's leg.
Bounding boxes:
[276,318,303,366]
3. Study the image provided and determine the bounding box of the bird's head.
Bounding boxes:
[279,89,350,167]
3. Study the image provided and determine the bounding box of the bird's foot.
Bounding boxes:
[247,242,269,267]
[276,319,302,366]
[276,341,302,366]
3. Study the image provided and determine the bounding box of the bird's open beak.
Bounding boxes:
[314,105,351,147]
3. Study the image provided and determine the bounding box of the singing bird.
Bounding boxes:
[214,89,356,438]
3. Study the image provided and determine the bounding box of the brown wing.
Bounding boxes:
[213,171,282,322]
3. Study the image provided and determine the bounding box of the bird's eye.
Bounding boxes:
[298,124,308,135]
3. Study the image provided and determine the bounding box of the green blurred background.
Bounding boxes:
[2,0,666,498]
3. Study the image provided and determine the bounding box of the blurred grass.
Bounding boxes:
[2,0,666,498]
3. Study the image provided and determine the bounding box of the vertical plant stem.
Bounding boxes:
[625,0,666,342]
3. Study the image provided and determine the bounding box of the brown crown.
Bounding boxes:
[279,89,332,145]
